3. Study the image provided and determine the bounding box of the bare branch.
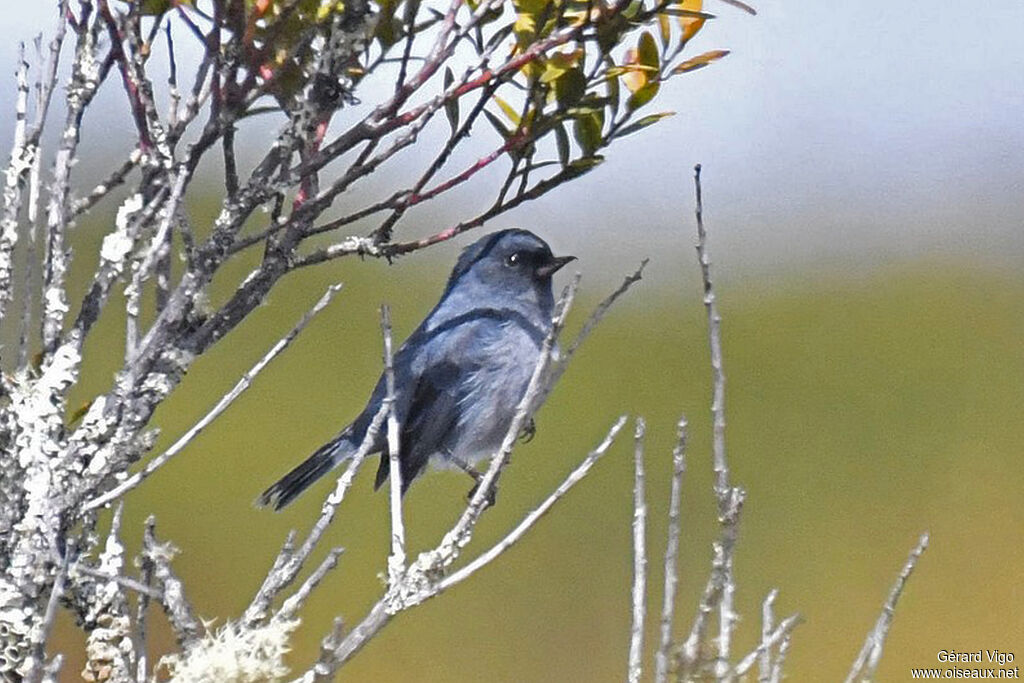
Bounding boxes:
[691,163,744,678]
[436,416,628,592]
[845,532,930,683]
[758,589,778,683]
[125,167,188,358]
[381,304,407,590]
[22,541,70,683]
[627,418,648,683]
[243,402,389,627]
[770,630,793,683]
[734,613,802,678]
[653,417,687,683]
[85,284,344,511]
[276,547,345,623]
[143,517,200,648]
[0,45,31,323]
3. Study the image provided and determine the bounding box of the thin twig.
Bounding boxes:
[734,613,802,677]
[23,541,71,683]
[770,631,793,683]
[627,418,648,683]
[654,417,687,683]
[845,532,930,683]
[84,284,344,511]
[436,416,628,592]
[72,563,163,600]
[537,261,648,409]
[692,163,743,678]
[694,164,731,509]
[125,166,187,360]
[243,402,389,627]
[143,517,200,648]
[276,547,345,622]
[758,589,778,683]
[381,304,406,589]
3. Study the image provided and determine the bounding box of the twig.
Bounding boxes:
[72,563,163,600]
[143,517,200,648]
[23,542,71,683]
[653,417,688,683]
[381,304,406,589]
[276,547,345,622]
[0,45,31,325]
[758,589,778,683]
[243,402,389,627]
[125,166,187,360]
[312,413,627,679]
[770,630,793,683]
[734,613,802,677]
[845,532,930,683]
[134,521,157,683]
[627,418,648,683]
[71,149,142,217]
[436,416,628,592]
[536,261,648,410]
[693,164,731,509]
[566,260,649,362]
[692,163,743,678]
[84,284,344,511]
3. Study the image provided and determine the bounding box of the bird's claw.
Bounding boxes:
[467,477,498,509]
[519,418,536,443]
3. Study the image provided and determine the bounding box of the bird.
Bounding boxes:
[257,229,576,510]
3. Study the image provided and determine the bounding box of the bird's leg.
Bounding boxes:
[449,453,497,509]
[519,418,537,443]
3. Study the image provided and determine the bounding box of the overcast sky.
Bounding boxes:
[2,2,1021,281]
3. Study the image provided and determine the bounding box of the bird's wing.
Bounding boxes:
[376,309,533,490]
[373,357,463,491]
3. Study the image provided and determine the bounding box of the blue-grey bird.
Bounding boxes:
[257,229,576,510]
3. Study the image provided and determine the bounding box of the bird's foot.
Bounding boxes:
[467,477,497,509]
[519,418,537,443]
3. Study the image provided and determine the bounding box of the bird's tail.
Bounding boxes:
[257,435,350,510]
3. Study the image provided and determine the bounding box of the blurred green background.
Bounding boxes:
[44,219,1023,681]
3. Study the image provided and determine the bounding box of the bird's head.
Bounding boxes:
[443,229,576,311]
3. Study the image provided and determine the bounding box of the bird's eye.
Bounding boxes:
[505,252,520,267]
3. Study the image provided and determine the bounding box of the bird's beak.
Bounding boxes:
[537,255,577,278]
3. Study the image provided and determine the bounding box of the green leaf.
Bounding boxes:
[596,15,629,54]
[443,68,459,137]
[554,68,587,109]
[621,0,643,19]
[484,25,515,52]
[572,109,604,156]
[555,123,570,167]
[566,155,605,177]
[615,111,674,138]
[657,13,672,49]
[637,31,660,72]
[483,109,512,140]
[627,81,659,111]
[673,49,730,74]
[493,95,522,125]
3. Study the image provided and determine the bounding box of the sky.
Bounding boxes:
[1,1,1022,280]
